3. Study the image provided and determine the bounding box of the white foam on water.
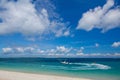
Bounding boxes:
[60,62,111,70]
[90,63,111,69]
[40,62,111,70]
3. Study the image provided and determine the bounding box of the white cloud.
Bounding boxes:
[76,47,84,55]
[95,43,99,47]
[112,41,120,47]
[1,46,120,58]
[2,47,35,54]
[1,46,72,54]
[63,29,70,36]
[114,53,120,56]
[36,49,45,54]
[15,47,24,53]
[76,53,120,57]
[0,0,70,37]
[80,47,84,50]
[2,47,13,53]
[24,47,35,52]
[76,53,84,56]
[77,0,120,32]
[56,46,71,53]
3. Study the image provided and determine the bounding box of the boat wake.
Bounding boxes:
[60,61,111,70]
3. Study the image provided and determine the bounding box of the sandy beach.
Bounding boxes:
[0,70,91,80]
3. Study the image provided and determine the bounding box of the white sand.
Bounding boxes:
[0,70,91,80]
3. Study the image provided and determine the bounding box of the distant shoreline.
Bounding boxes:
[0,70,91,80]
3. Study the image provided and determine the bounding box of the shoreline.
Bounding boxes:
[0,70,91,80]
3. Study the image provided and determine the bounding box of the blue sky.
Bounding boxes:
[0,0,120,58]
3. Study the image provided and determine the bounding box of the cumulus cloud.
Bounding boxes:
[0,0,70,37]
[56,46,72,53]
[2,47,35,54]
[36,49,45,54]
[76,47,84,55]
[1,46,72,54]
[77,0,120,32]
[112,41,120,47]
[15,47,24,53]
[2,47,13,53]
[1,46,120,57]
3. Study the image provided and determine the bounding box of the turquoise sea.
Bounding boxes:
[0,58,120,80]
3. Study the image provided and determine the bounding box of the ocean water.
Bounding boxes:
[0,58,120,80]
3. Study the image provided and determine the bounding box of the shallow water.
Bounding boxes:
[0,58,120,80]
